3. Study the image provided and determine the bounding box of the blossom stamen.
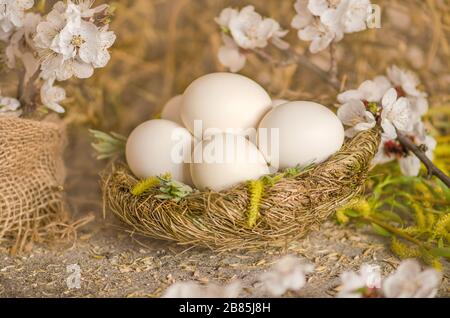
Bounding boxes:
[70,34,85,48]
[383,139,408,158]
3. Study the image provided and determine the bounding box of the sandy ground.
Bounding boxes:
[0,127,448,298]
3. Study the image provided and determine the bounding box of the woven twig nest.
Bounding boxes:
[103,128,380,250]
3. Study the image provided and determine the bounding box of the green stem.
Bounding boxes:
[360,215,429,249]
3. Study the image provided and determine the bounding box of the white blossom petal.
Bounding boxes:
[338,76,392,104]
[337,89,365,104]
[380,119,397,139]
[72,59,94,78]
[338,100,367,125]
[162,281,241,298]
[291,0,313,29]
[40,77,66,113]
[0,95,22,117]
[383,259,441,298]
[338,264,382,298]
[381,87,398,109]
[215,7,239,28]
[218,35,246,73]
[424,135,437,160]
[259,255,313,296]
[381,89,412,137]
[389,97,412,132]
[399,155,421,176]
[308,0,329,16]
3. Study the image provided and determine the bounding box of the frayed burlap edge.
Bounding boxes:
[0,117,92,254]
[102,128,380,251]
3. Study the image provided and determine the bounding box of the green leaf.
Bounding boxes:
[438,237,444,248]
[378,210,404,225]
[430,247,450,258]
[343,209,360,217]
[371,223,392,237]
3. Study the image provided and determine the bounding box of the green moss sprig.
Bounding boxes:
[155,174,193,203]
[89,129,127,160]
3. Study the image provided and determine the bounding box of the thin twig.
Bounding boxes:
[360,215,426,248]
[329,43,339,88]
[397,131,450,187]
[252,48,341,91]
[18,69,40,117]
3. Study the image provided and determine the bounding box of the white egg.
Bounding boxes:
[190,133,270,192]
[126,119,194,184]
[257,101,345,170]
[161,95,184,126]
[181,72,272,137]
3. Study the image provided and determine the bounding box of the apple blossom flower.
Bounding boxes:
[217,34,246,73]
[292,0,342,53]
[382,259,441,298]
[387,65,429,123]
[297,21,337,54]
[337,264,382,298]
[380,88,412,139]
[337,99,376,137]
[337,76,391,104]
[34,0,116,81]
[292,0,374,53]
[216,6,289,51]
[0,95,22,117]
[40,77,66,113]
[0,0,34,35]
[259,255,314,296]
[387,65,424,98]
[320,0,372,34]
[162,281,241,298]
[372,122,436,176]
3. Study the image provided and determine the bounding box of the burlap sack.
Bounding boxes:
[0,117,71,254]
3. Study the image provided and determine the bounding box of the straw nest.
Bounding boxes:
[102,128,380,250]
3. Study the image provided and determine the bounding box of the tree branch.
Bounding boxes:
[329,43,339,88]
[18,69,40,118]
[252,48,341,91]
[397,131,450,187]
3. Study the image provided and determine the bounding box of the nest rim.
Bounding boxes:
[102,128,381,251]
